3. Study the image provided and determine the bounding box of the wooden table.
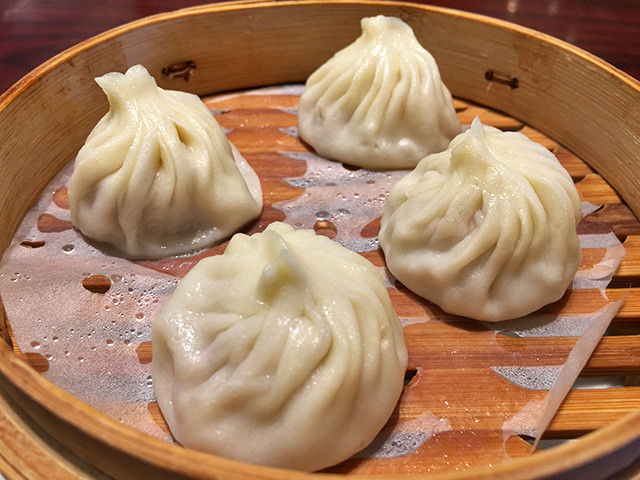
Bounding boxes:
[0,0,638,96]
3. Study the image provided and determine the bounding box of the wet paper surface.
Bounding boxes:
[0,85,627,473]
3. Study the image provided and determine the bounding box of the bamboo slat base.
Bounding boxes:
[3,89,639,477]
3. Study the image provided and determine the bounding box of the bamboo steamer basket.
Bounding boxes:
[1,1,640,478]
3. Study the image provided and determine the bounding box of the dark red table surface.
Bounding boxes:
[0,0,638,96]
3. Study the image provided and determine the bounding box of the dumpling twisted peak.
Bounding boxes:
[152,222,408,471]
[380,117,582,321]
[298,15,461,169]
[68,64,262,259]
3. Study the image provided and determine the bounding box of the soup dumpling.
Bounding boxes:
[68,64,262,259]
[379,118,582,321]
[152,222,408,471]
[298,15,461,170]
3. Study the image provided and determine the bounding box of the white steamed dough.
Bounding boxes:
[151,222,408,471]
[297,15,461,170]
[67,64,262,259]
[379,117,582,322]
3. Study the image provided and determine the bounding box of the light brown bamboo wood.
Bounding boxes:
[0,383,107,480]
[0,1,640,479]
[620,236,640,278]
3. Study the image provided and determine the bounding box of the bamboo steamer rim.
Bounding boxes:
[0,1,639,478]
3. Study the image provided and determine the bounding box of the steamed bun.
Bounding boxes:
[152,222,408,471]
[298,15,461,170]
[379,118,582,322]
[67,64,262,259]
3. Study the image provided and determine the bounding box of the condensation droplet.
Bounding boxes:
[62,244,74,253]
[135,312,145,321]
[30,341,40,349]
[106,339,114,346]
[315,210,330,220]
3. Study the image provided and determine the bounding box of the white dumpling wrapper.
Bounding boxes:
[68,64,262,259]
[297,15,461,170]
[379,118,582,322]
[152,222,408,471]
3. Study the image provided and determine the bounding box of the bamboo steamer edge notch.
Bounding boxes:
[0,1,640,479]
